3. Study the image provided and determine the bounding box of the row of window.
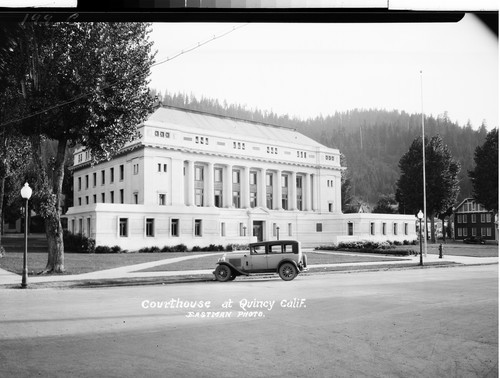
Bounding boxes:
[457,227,492,237]
[78,189,129,206]
[195,136,208,144]
[233,141,245,150]
[267,146,278,154]
[74,216,411,240]
[76,150,91,163]
[458,202,487,213]
[154,130,171,138]
[77,165,125,190]
[197,166,307,188]
[369,222,409,236]
[456,213,492,223]
[118,218,182,237]
[118,218,296,239]
[307,221,409,236]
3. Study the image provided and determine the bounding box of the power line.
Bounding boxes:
[0,23,248,130]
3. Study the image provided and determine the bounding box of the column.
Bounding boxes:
[224,163,233,208]
[304,172,311,211]
[312,173,319,211]
[186,160,194,206]
[242,166,250,208]
[206,162,214,207]
[258,168,267,208]
[275,169,282,210]
[290,171,297,210]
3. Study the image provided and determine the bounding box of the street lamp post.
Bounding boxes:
[417,210,424,266]
[420,71,428,257]
[20,183,32,288]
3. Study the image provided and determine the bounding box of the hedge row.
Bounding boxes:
[317,239,418,255]
[63,232,249,254]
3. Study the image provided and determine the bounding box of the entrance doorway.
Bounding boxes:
[253,221,264,242]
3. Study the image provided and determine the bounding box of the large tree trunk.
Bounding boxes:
[0,175,4,241]
[43,138,67,273]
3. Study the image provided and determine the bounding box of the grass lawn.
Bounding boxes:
[395,241,498,258]
[0,251,220,275]
[0,239,496,276]
[134,252,405,273]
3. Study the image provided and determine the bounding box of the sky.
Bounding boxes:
[149,13,498,129]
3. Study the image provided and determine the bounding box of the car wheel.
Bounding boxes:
[228,274,236,281]
[278,262,297,281]
[215,265,232,282]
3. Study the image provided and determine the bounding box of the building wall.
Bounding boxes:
[453,198,496,240]
[65,107,417,249]
[65,204,417,250]
[454,211,496,240]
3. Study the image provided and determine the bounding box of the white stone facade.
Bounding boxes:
[64,107,417,249]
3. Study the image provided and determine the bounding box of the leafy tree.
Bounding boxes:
[373,194,397,214]
[469,128,498,214]
[0,25,32,244]
[395,135,461,242]
[1,22,155,273]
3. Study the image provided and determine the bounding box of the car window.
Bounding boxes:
[283,244,294,254]
[269,245,282,254]
[250,245,265,255]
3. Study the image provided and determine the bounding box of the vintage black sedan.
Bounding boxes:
[213,240,307,282]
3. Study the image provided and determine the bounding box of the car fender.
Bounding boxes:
[215,261,249,276]
[277,258,301,273]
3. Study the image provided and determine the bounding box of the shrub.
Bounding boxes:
[0,245,5,258]
[161,246,172,252]
[111,245,122,254]
[173,244,188,252]
[63,231,95,253]
[192,246,201,252]
[95,245,112,254]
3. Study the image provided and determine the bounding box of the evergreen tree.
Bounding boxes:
[469,128,498,214]
[395,135,461,242]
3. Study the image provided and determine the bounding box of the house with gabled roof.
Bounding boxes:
[454,198,497,241]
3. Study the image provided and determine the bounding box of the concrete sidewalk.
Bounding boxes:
[0,250,497,288]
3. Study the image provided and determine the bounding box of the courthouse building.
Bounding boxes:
[64,106,417,249]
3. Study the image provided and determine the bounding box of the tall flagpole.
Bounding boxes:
[420,70,428,257]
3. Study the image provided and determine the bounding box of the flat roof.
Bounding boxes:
[147,106,327,150]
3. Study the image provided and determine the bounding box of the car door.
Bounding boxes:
[266,243,284,270]
[249,244,268,272]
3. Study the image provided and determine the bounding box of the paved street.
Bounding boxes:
[0,265,497,377]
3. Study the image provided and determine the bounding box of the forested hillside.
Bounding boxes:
[154,90,490,206]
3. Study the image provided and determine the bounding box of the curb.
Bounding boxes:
[3,259,496,289]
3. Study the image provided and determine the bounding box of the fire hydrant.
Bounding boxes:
[438,243,443,259]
